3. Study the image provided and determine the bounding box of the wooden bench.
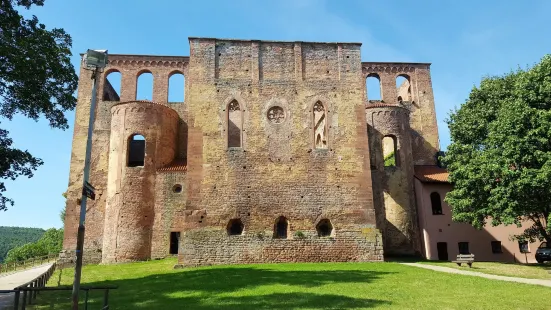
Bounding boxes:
[452,254,475,268]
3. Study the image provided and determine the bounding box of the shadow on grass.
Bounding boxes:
[36,266,392,309]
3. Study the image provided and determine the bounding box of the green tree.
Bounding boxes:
[0,226,44,262]
[5,227,63,262]
[444,54,551,244]
[0,0,78,211]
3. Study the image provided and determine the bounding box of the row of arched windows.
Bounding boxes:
[226,217,334,238]
[103,71,185,102]
[366,74,412,103]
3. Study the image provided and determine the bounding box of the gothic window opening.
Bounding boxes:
[382,136,397,167]
[127,134,145,167]
[227,218,244,236]
[313,101,327,149]
[366,74,381,101]
[396,75,411,103]
[103,71,121,101]
[136,71,153,100]
[227,100,242,148]
[430,192,443,215]
[168,72,185,102]
[169,232,180,254]
[316,219,333,237]
[274,216,288,239]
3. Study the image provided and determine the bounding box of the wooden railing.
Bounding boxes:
[0,253,58,275]
[0,260,117,309]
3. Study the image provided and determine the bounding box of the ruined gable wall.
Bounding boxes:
[180,39,382,266]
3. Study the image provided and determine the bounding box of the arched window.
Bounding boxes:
[366,74,381,101]
[168,72,185,102]
[382,136,397,167]
[273,216,288,239]
[316,219,333,237]
[127,134,145,167]
[103,71,121,101]
[227,100,242,148]
[227,218,244,236]
[136,71,153,100]
[430,192,443,215]
[313,101,328,149]
[396,75,411,103]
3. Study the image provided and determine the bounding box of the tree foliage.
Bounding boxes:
[444,54,551,244]
[0,0,78,211]
[0,226,44,262]
[4,227,63,262]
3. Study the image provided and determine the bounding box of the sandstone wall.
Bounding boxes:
[180,228,382,266]
[362,63,439,165]
[179,38,382,266]
[367,105,419,255]
[63,55,188,263]
[102,101,178,263]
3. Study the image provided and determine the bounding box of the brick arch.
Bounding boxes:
[102,69,122,101]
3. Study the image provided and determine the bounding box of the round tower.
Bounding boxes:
[367,104,419,255]
[102,100,179,263]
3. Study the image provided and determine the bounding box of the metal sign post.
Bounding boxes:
[71,49,107,310]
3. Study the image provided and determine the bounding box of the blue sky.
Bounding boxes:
[2,0,551,229]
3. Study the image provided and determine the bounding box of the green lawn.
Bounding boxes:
[420,260,551,280]
[31,258,551,310]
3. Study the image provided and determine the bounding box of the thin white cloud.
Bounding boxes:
[269,0,412,61]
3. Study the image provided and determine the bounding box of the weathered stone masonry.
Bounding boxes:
[63,37,440,266]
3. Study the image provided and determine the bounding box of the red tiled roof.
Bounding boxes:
[157,160,187,172]
[414,165,449,183]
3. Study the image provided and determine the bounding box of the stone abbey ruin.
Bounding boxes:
[63,37,441,266]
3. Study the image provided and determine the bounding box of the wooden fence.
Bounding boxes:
[0,253,58,275]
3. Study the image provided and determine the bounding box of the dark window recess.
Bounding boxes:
[128,135,145,167]
[491,241,502,254]
[274,216,288,239]
[430,192,443,215]
[518,241,529,253]
[316,219,333,237]
[169,232,180,254]
[458,242,469,254]
[227,219,244,236]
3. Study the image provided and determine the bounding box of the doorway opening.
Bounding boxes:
[170,232,180,255]
[437,242,448,260]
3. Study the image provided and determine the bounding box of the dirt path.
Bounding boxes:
[402,262,551,288]
[0,263,53,309]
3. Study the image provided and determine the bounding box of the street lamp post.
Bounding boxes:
[71,49,108,310]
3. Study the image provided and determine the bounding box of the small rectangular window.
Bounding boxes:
[518,241,529,253]
[458,242,469,254]
[491,241,502,254]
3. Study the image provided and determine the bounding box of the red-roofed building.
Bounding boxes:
[414,165,540,263]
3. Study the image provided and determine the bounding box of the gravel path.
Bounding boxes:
[402,262,551,288]
[0,264,54,309]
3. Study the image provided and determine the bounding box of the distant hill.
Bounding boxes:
[0,226,45,263]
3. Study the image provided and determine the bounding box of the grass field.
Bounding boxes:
[31,258,551,310]
[419,260,551,280]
